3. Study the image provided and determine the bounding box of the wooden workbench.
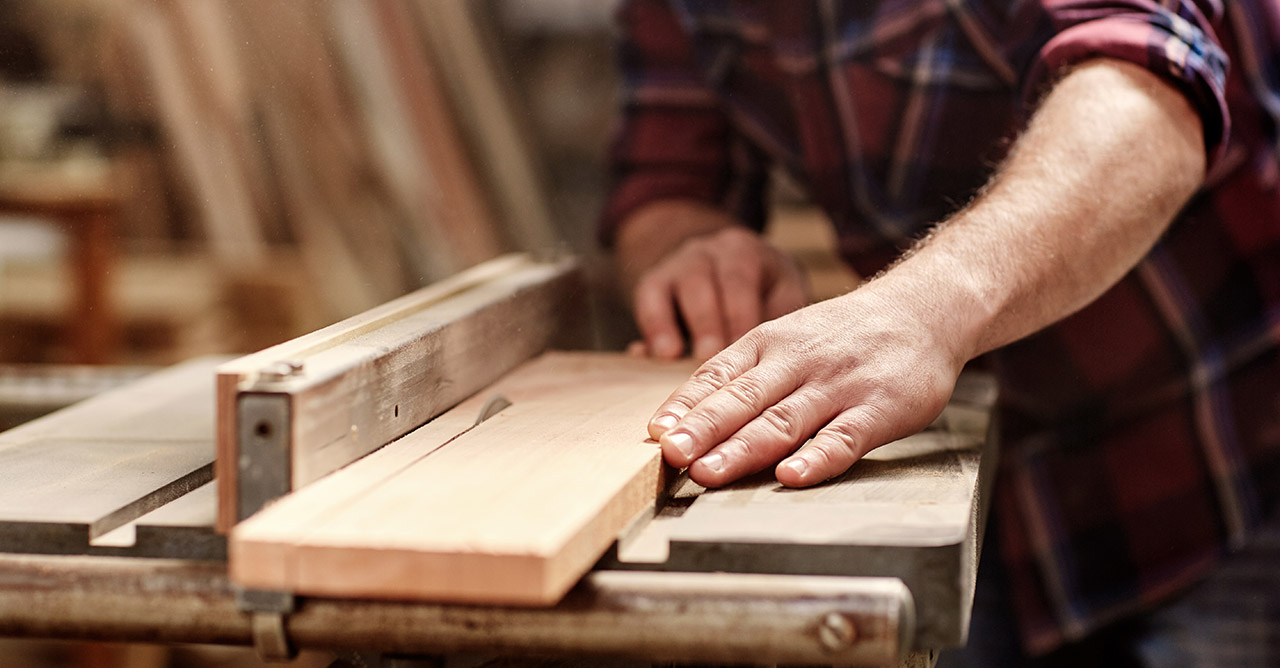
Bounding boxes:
[0,359,992,667]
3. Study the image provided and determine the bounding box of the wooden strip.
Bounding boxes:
[324,0,463,279]
[215,254,582,531]
[410,0,558,253]
[95,482,225,561]
[231,352,697,605]
[227,0,417,310]
[122,1,268,267]
[370,0,506,266]
[0,357,225,553]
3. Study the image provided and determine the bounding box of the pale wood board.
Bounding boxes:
[214,254,581,531]
[231,352,697,605]
[0,357,226,554]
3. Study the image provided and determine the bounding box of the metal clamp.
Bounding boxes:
[237,589,297,662]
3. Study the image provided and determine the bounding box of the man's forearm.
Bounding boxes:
[878,59,1206,364]
[642,58,1208,488]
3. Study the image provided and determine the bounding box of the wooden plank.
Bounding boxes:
[230,352,697,605]
[324,0,469,280]
[0,357,226,555]
[608,373,997,650]
[228,0,419,312]
[89,482,224,560]
[410,0,559,253]
[370,0,507,266]
[122,1,268,267]
[215,254,583,531]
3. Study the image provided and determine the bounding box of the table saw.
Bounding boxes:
[0,254,997,667]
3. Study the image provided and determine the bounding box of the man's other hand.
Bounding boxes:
[616,201,808,360]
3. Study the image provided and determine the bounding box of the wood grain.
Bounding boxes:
[231,352,697,605]
[215,254,582,531]
[608,374,998,650]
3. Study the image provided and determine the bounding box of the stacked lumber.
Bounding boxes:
[66,0,557,321]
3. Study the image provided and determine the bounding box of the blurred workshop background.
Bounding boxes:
[0,1,854,666]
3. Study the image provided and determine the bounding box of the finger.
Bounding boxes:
[672,262,727,360]
[763,256,811,319]
[633,274,684,359]
[625,340,649,357]
[764,277,810,319]
[688,389,836,487]
[647,342,759,440]
[713,253,763,343]
[776,406,891,487]
[658,362,796,468]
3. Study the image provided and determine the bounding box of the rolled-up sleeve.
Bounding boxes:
[1028,1,1230,167]
[598,0,768,247]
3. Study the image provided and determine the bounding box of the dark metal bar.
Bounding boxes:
[0,554,911,666]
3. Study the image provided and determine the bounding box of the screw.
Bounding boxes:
[260,359,305,382]
[818,612,857,652]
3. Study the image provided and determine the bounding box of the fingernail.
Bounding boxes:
[651,414,678,435]
[782,457,808,479]
[699,452,724,474]
[663,431,694,459]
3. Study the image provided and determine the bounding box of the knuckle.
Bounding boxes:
[636,274,664,293]
[676,409,723,441]
[819,421,864,458]
[682,236,716,256]
[759,403,808,442]
[719,261,763,289]
[692,357,737,388]
[720,375,769,410]
[633,275,669,306]
[666,395,699,415]
[716,226,755,246]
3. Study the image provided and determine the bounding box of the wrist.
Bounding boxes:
[862,242,997,370]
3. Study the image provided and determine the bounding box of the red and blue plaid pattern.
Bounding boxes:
[601,0,1280,653]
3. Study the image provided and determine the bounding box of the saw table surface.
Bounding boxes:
[0,355,993,666]
[0,357,226,558]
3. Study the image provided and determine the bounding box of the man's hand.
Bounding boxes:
[616,200,808,360]
[647,278,964,488]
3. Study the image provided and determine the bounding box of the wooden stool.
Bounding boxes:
[0,161,121,364]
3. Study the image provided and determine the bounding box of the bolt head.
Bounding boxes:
[818,612,857,652]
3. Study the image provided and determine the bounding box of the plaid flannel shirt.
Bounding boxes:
[601,0,1280,653]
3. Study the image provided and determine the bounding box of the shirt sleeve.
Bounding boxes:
[597,0,770,248]
[1027,1,1231,167]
